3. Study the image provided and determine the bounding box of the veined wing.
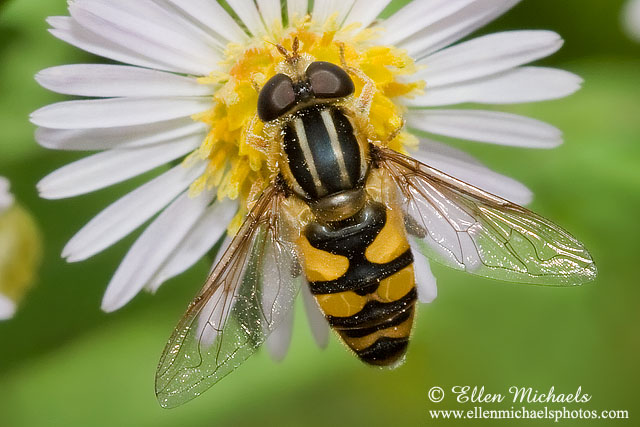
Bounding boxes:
[155,185,302,408]
[374,146,596,285]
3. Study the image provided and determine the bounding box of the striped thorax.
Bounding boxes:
[282,106,367,203]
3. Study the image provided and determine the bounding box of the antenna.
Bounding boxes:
[267,37,301,66]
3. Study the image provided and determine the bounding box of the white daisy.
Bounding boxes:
[623,0,640,42]
[0,177,42,319]
[31,0,582,358]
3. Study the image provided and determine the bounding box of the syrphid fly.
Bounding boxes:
[155,38,596,408]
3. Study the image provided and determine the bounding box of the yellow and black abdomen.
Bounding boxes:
[298,201,417,366]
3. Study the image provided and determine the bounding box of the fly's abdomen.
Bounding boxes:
[298,201,417,366]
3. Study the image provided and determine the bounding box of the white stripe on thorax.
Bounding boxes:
[294,117,325,196]
[320,109,351,187]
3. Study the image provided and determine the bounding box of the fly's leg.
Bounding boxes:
[382,119,406,147]
[244,113,270,153]
[338,43,377,117]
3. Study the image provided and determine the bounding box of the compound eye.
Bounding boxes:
[257,74,297,122]
[306,61,355,99]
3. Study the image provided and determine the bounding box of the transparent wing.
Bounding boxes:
[375,147,596,285]
[155,185,302,408]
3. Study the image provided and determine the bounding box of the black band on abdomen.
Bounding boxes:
[355,337,409,365]
[340,308,413,338]
[308,249,413,295]
[326,288,417,329]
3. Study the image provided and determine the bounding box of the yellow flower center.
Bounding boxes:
[189,15,424,233]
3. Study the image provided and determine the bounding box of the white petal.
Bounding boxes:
[399,0,522,59]
[265,307,294,361]
[310,0,331,24]
[69,0,219,75]
[46,15,72,30]
[405,67,583,107]
[30,97,211,129]
[145,199,238,293]
[78,0,223,55]
[101,191,214,312]
[35,64,215,98]
[411,139,532,204]
[287,0,308,23]
[415,136,484,166]
[165,0,248,44]
[63,161,207,262]
[38,135,201,199]
[410,247,437,304]
[407,109,562,148]
[48,16,180,73]
[0,177,14,212]
[301,284,329,349]
[343,0,391,29]
[378,0,475,46]
[312,0,354,25]
[93,0,226,50]
[0,294,16,320]
[415,31,563,88]
[226,0,267,36]
[36,118,207,151]
[623,0,640,42]
[257,0,282,29]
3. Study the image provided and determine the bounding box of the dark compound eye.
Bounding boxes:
[257,73,297,122]
[306,61,355,99]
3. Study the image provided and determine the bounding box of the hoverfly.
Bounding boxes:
[155,39,596,408]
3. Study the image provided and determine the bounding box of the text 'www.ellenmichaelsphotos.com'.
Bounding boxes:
[426,385,629,422]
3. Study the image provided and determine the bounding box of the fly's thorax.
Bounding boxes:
[279,105,369,203]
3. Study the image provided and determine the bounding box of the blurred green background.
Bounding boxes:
[1,0,639,426]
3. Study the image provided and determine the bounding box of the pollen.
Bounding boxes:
[189,17,424,233]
